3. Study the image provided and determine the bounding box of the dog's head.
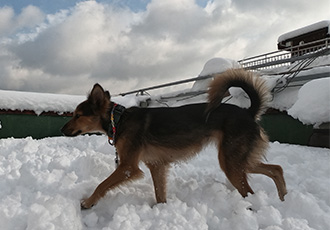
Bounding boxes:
[61,83,111,136]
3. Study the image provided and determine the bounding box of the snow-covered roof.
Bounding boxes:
[278,20,330,43]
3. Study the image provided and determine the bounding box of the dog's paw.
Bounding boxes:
[81,199,95,210]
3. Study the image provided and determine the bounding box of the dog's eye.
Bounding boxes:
[75,114,81,119]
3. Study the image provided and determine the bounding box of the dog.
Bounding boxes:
[61,69,287,209]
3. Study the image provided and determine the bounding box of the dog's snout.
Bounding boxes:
[60,126,69,136]
[61,123,82,136]
[61,123,73,136]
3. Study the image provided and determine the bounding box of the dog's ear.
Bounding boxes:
[105,91,111,100]
[88,83,106,106]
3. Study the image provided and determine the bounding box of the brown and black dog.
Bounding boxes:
[61,69,287,209]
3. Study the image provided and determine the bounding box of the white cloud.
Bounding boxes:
[0,5,45,36]
[0,0,329,95]
[0,7,14,36]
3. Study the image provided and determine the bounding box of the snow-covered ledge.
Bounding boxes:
[0,90,85,115]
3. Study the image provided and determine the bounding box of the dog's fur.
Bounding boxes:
[61,69,287,209]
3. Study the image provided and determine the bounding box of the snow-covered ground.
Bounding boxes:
[0,135,329,230]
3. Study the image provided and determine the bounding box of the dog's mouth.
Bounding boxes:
[61,129,82,137]
[72,130,82,136]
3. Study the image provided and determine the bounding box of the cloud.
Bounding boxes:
[1,0,329,95]
[0,5,45,36]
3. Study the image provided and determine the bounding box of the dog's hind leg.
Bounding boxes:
[247,163,287,201]
[81,162,144,209]
[223,164,254,198]
[146,163,169,203]
[217,142,254,198]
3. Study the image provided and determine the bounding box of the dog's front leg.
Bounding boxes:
[81,163,144,209]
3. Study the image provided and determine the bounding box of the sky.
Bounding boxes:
[0,0,329,95]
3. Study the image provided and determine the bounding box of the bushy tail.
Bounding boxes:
[207,69,270,120]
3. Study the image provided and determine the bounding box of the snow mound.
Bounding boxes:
[199,58,240,77]
[192,58,240,91]
[0,135,329,230]
[288,77,330,126]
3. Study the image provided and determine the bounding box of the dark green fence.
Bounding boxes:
[260,113,313,145]
[0,110,317,146]
[0,113,71,139]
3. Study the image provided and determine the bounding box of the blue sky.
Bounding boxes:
[0,0,329,94]
[1,0,151,13]
[2,0,75,13]
[2,0,211,14]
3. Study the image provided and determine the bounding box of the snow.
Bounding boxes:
[0,89,143,115]
[278,20,330,43]
[0,135,329,230]
[0,90,85,115]
[199,58,241,77]
[270,87,299,112]
[191,58,240,91]
[288,78,330,126]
